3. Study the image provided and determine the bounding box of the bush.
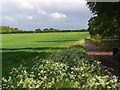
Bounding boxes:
[91,34,102,45]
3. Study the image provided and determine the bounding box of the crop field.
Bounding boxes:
[2,32,89,49]
[2,32,120,89]
[3,46,119,88]
[2,32,89,77]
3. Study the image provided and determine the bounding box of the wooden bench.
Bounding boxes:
[113,46,120,55]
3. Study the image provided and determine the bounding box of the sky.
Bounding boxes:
[1,0,92,30]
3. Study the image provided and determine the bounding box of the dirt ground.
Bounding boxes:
[85,39,120,76]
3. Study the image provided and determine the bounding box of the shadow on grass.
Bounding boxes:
[2,50,53,78]
[2,46,70,78]
[35,39,78,42]
[2,47,67,51]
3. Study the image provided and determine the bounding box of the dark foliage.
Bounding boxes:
[87,2,120,39]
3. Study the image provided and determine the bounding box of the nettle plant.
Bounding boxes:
[2,47,119,89]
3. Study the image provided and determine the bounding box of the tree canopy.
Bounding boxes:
[87,2,120,39]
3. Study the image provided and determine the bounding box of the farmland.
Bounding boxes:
[2,32,89,48]
[1,1,120,88]
[2,32,89,77]
[2,32,120,88]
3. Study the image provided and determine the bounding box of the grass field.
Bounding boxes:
[2,32,89,48]
[2,32,89,77]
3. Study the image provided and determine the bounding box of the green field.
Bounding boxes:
[2,32,119,88]
[2,32,89,77]
[2,32,89,48]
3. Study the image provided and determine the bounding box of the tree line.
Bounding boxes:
[87,2,120,39]
[0,26,88,34]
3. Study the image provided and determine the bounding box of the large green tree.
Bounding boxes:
[87,2,120,39]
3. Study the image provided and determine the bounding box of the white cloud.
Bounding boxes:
[1,0,92,30]
[36,6,67,19]
[1,0,87,9]
[37,9,47,15]
[15,1,34,10]
[1,0,86,3]
[35,5,47,15]
[50,12,67,19]
[27,16,33,20]
[3,16,17,23]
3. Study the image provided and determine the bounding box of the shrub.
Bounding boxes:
[91,34,102,45]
